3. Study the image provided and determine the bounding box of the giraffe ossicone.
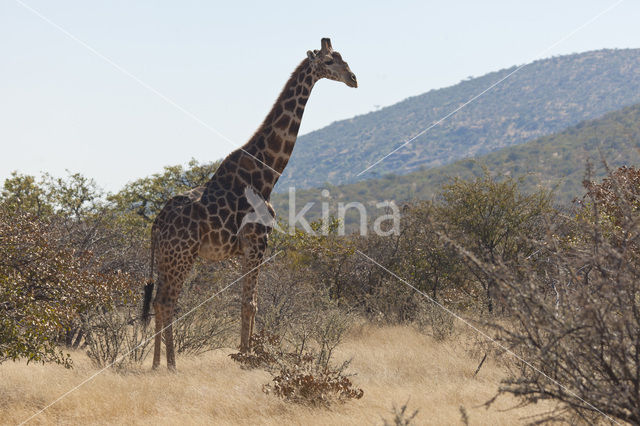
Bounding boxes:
[142,37,357,370]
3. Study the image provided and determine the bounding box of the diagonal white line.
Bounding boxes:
[357,0,625,177]
[18,250,283,426]
[13,0,281,177]
[355,250,621,425]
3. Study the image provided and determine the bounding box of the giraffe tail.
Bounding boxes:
[142,229,156,328]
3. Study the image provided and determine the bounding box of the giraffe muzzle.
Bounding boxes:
[347,72,358,88]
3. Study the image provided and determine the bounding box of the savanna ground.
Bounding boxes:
[3,165,639,425]
[1,324,555,425]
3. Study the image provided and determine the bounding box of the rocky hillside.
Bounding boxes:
[272,103,640,225]
[276,49,640,190]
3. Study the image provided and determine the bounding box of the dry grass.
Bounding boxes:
[1,324,554,425]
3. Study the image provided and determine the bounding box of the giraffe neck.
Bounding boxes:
[237,58,318,198]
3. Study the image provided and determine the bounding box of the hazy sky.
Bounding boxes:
[2,0,639,192]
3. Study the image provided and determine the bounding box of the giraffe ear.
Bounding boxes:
[320,38,332,52]
[307,50,316,60]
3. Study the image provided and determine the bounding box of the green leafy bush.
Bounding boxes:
[0,209,134,366]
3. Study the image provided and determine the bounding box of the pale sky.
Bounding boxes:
[1,0,639,192]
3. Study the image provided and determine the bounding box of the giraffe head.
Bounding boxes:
[307,38,358,88]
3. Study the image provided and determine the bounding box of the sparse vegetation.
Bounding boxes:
[272,102,640,227]
[0,325,554,425]
[478,165,640,423]
[382,401,419,426]
[231,297,362,406]
[2,157,639,423]
[84,302,151,369]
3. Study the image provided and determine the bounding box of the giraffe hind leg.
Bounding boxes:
[152,301,163,369]
[152,300,177,370]
[154,257,194,370]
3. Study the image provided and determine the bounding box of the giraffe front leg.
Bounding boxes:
[239,230,268,353]
[240,295,257,353]
[249,293,257,342]
[240,267,259,353]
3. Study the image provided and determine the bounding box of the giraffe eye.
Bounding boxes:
[324,60,334,65]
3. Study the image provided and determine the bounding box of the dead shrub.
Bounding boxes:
[85,304,152,369]
[86,272,236,368]
[382,401,419,426]
[231,318,363,407]
[416,303,455,341]
[255,264,316,335]
[229,329,283,369]
[475,165,640,424]
[172,278,236,356]
[264,357,363,406]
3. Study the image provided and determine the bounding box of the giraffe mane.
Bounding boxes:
[248,57,310,141]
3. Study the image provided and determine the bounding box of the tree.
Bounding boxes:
[582,165,640,229]
[108,159,219,230]
[0,172,52,217]
[44,171,103,220]
[394,202,466,303]
[0,208,134,366]
[1,170,103,220]
[436,170,552,312]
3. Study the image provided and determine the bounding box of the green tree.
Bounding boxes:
[108,159,219,231]
[44,171,103,219]
[1,170,104,219]
[0,172,52,216]
[394,202,465,303]
[0,208,134,366]
[436,170,553,312]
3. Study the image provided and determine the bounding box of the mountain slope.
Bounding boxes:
[276,48,640,190]
[271,103,640,225]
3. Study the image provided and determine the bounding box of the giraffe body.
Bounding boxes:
[144,38,357,369]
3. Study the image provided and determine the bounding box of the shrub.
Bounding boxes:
[85,272,236,368]
[382,401,419,426]
[232,323,363,406]
[479,166,640,424]
[85,303,152,369]
[265,357,363,406]
[419,303,455,341]
[172,276,236,356]
[0,208,134,367]
[229,329,283,369]
[436,169,552,313]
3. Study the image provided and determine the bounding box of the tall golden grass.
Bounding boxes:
[1,325,553,425]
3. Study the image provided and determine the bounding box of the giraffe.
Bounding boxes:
[141,38,357,370]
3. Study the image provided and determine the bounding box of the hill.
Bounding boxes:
[276,49,640,190]
[271,103,640,225]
